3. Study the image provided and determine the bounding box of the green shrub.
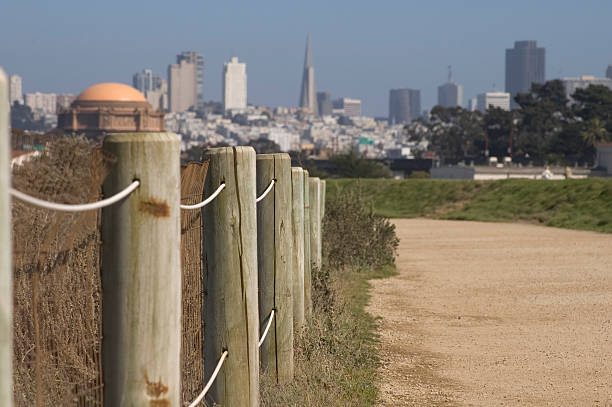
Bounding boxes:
[322,189,399,269]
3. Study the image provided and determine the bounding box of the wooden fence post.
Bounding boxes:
[290,168,305,330]
[202,147,259,406]
[101,132,182,406]
[303,171,312,319]
[0,68,12,407]
[320,179,326,221]
[309,177,322,271]
[256,154,293,383]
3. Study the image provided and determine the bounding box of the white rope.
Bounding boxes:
[9,180,140,212]
[258,309,275,348]
[255,179,275,203]
[180,183,226,210]
[188,350,229,407]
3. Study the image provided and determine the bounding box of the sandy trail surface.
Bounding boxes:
[367,219,612,406]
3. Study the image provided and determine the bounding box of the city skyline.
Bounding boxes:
[2,0,611,116]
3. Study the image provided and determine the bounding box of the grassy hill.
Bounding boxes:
[326,178,612,233]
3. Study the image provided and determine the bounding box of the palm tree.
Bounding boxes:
[580,118,609,147]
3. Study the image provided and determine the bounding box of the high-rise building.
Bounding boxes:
[606,65,612,80]
[333,98,361,117]
[168,58,197,112]
[25,92,58,114]
[388,88,421,124]
[505,41,545,108]
[476,92,510,112]
[177,51,204,109]
[133,69,164,94]
[133,69,167,111]
[9,75,23,105]
[317,92,332,116]
[299,34,317,114]
[222,57,247,111]
[437,66,462,108]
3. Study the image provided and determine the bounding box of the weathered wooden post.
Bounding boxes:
[309,177,322,271]
[256,154,293,383]
[303,170,312,319]
[101,132,182,406]
[290,168,305,329]
[0,69,12,407]
[320,179,326,221]
[202,147,259,406]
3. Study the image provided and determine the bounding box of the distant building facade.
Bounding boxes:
[222,57,247,111]
[505,41,545,108]
[437,67,462,108]
[9,75,23,105]
[25,92,57,114]
[177,51,204,109]
[317,92,332,116]
[299,34,317,114]
[389,88,421,124]
[607,65,612,80]
[133,69,167,111]
[333,97,361,117]
[476,92,510,112]
[168,58,197,112]
[562,75,612,100]
[56,94,76,110]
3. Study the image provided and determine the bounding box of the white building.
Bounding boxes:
[476,92,510,112]
[561,75,612,100]
[9,75,23,105]
[222,57,247,111]
[168,59,197,112]
[25,92,57,114]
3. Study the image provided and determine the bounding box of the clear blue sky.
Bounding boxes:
[2,0,611,116]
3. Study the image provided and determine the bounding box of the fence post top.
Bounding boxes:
[203,146,255,156]
[256,153,290,161]
[102,132,180,143]
[303,169,309,177]
[291,167,304,174]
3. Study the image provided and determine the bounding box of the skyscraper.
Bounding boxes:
[168,56,197,112]
[606,65,612,80]
[223,57,247,111]
[389,88,421,124]
[333,98,361,117]
[133,69,167,111]
[168,51,204,112]
[9,74,23,105]
[317,92,332,116]
[437,66,462,108]
[299,34,317,114]
[505,41,545,108]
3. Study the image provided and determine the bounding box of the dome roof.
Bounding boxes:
[76,82,147,103]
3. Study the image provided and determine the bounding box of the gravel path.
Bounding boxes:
[367,219,612,407]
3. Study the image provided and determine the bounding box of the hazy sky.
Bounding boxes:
[2,0,611,116]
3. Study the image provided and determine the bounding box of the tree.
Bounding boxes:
[247,138,281,154]
[330,151,392,178]
[514,80,570,164]
[427,106,485,164]
[572,85,612,130]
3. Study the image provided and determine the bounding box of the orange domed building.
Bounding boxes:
[57,82,165,138]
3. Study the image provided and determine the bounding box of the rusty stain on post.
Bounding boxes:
[139,198,170,217]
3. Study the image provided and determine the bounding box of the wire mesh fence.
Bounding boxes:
[180,161,209,405]
[12,138,112,406]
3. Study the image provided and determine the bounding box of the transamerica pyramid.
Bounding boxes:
[299,34,318,114]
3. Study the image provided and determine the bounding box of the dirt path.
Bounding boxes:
[367,219,612,407]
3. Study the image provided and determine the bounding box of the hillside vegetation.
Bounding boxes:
[326,178,612,233]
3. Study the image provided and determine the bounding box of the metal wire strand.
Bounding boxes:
[255,179,276,203]
[258,309,276,348]
[9,180,140,212]
[188,350,229,407]
[180,183,226,210]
